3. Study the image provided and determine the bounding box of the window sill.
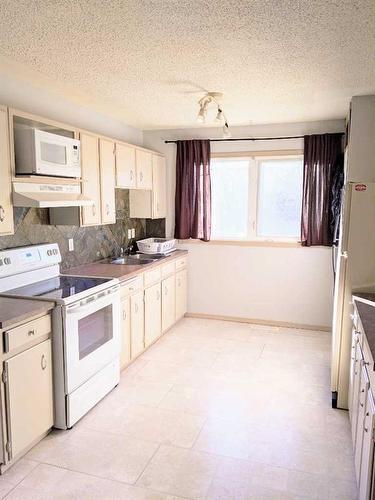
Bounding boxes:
[177,239,302,248]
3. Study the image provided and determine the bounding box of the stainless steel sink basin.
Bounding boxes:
[102,254,164,265]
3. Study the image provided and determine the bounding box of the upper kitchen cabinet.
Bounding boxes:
[80,132,101,226]
[0,106,14,235]
[346,95,375,183]
[136,149,152,190]
[129,154,167,219]
[99,138,116,225]
[115,142,136,189]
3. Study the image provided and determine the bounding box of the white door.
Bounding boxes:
[136,150,152,190]
[162,275,175,333]
[359,389,375,500]
[99,138,116,224]
[4,340,53,459]
[116,143,136,188]
[0,106,14,235]
[152,155,167,218]
[175,269,187,320]
[80,132,101,226]
[120,296,131,369]
[130,291,144,358]
[64,289,120,392]
[145,283,161,346]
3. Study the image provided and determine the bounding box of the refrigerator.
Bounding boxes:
[331,181,375,409]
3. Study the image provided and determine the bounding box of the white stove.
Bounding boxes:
[0,244,121,430]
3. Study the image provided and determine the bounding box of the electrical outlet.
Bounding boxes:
[68,238,74,252]
[127,229,132,239]
[131,228,135,238]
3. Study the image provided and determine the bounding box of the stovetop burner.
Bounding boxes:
[5,275,112,301]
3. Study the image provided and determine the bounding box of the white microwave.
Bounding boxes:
[14,128,81,178]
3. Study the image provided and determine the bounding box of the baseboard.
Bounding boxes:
[184,312,331,333]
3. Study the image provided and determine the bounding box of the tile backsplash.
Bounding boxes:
[0,190,165,270]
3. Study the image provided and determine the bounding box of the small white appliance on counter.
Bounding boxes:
[14,128,81,178]
[0,244,120,429]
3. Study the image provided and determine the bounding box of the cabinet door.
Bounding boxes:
[359,389,375,500]
[120,297,131,369]
[152,155,167,218]
[136,150,152,190]
[0,106,14,235]
[145,283,161,347]
[130,291,144,358]
[81,132,101,226]
[352,342,364,446]
[116,143,136,188]
[355,365,370,482]
[99,138,116,224]
[349,328,359,416]
[175,269,187,320]
[162,275,175,333]
[4,340,53,459]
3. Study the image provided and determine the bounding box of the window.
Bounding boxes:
[210,154,303,241]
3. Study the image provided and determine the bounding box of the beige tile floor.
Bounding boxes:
[0,318,358,499]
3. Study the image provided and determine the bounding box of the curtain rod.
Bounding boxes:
[164,133,344,144]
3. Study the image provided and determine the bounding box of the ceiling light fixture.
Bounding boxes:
[196,92,231,138]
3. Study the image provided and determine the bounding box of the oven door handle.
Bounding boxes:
[66,297,117,314]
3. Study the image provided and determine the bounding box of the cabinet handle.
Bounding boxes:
[106,204,110,216]
[156,290,160,300]
[135,303,138,313]
[0,206,4,223]
[130,170,133,181]
[41,355,47,370]
[123,310,127,320]
[92,205,96,216]
[28,329,35,336]
[140,172,143,182]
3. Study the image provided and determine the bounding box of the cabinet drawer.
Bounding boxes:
[144,267,161,287]
[4,315,51,354]
[120,276,143,297]
[161,261,175,278]
[175,256,187,271]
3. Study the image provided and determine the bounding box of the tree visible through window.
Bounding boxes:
[210,155,303,241]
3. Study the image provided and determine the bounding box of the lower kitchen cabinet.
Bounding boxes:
[349,299,375,499]
[162,275,175,333]
[176,269,187,320]
[145,282,161,347]
[120,296,131,368]
[4,339,53,460]
[130,291,144,358]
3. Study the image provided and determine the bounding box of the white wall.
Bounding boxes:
[143,119,345,328]
[0,73,143,145]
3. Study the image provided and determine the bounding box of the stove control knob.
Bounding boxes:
[53,249,58,255]
[0,259,3,266]
[47,250,52,256]
[4,258,11,265]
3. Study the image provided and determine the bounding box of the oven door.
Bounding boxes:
[63,286,120,393]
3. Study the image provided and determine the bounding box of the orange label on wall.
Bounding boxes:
[355,184,367,192]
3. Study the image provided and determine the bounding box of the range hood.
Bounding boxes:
[12,181,94,208]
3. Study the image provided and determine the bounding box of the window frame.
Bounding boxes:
[209,150,304,244]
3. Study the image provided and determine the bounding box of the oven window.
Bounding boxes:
[40,142,67,165]
[78,305,113,360]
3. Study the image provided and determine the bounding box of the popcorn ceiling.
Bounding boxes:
[0,0,374,129]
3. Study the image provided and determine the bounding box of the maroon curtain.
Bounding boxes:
[174,140,211,241]
[301,133,343,246]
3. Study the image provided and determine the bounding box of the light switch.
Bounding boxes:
[68,239,74,252]
[127,229,132,239]
[131,228,136,238]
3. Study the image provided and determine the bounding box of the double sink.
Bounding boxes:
[102,254,165,266]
